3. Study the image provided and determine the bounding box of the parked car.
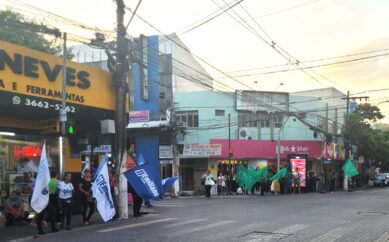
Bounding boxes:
[373,173,389,187]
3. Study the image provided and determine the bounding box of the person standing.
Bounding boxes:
[79,169,95,225]
[202,170,215,198]
[285,168,293,194]
[58,173,74,230]
[128,183,143,217]
[47,170,59,232]
[293,168,301,194]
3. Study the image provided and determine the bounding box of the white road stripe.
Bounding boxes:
[311,227,353,242]
[152,204,189,207]
[8,237,34,242]
[168,220,236,237]
[97,218,177,233]
[374,232,389,242]
[164,219,208,228]
[274,224,310,234]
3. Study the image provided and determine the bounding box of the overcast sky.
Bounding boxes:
[2,0,389,122]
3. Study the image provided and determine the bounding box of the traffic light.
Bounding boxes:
[229,148,234,158]
[67,117,76,135]
[68,124,75,135]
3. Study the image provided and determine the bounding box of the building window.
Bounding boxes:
[317,116,326,131]
[176,111,199,127]
[238,111,257,127]
[215,110,225,117]
[258,112,269,128]
[273,112,283,128]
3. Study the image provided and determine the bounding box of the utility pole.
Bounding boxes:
[114,0,129,219]
[228,113,231,195]
[59,32,67,180]
[342,91,369,191]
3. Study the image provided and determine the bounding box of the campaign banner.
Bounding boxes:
[124,163,163,201]
[92,153,115,222]
[162,176,179,194]
[30,142,50,213]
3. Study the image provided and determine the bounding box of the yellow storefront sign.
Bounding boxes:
[0,40,114,110]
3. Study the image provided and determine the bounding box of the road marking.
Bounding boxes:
[374,232,389,242]
[97,218,177,233]
[274,224,310,234]
[8,237,34,242]
[163,219,208,228]
[168,220,236,237]
[311,227,353,242]
[152,204,189,207]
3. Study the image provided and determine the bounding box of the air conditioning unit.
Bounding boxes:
[238,128,254,140]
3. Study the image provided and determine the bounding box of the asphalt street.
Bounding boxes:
[7,188,389,242]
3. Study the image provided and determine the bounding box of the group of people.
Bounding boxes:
[201,167,306,198]
[3,168,104,235]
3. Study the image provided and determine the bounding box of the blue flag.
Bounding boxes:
[123,163,163,201]
[162,176,179,194]
[137,153,146,166]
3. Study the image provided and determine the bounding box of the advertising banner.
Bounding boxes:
[290,158,306,187]
[129,110,150,122]
[183,144,222,157]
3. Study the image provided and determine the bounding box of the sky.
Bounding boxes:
[2,0,389,122]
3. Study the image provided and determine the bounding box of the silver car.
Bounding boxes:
[373,174,389,187]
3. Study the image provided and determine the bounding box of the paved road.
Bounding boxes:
[9,188,389,242]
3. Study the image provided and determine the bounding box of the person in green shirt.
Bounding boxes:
[47,170,59,232]
[285,168,293,194]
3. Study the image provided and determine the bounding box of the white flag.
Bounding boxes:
[30,142,50,213]
[92,154,115,222]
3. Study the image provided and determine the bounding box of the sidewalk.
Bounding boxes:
[1,205,156,242]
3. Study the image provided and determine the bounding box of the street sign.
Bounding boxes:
[60,109,67,122]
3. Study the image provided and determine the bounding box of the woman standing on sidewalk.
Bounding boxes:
[79,169,95,225]
[202,170,215,198]
[58,173,74,230]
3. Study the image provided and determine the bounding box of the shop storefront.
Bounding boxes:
[209,139,342,193]
[0,40,115,210]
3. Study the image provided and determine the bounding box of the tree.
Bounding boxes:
[348,103,386,167]
[0,10,63,55]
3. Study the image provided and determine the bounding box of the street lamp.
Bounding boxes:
[276,115,291,172]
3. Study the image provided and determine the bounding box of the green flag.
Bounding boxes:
[270,167,287,181]
[236,164,248,187]
[342,159,359,177]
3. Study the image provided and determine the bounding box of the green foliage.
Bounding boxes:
[348,103,388,167]
[0,10,60,55]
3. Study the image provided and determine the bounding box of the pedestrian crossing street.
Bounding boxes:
[96,215,389,242]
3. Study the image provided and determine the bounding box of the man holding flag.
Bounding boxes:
[30,142,50,235]
[92,153,116,222]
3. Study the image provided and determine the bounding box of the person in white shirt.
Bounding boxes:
[57,173,74,230]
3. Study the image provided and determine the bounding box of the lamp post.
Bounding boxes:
[277,115,290,172]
